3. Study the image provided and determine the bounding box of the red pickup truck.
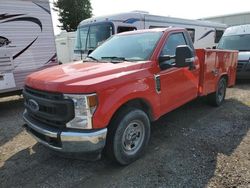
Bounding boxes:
[23,28,238,165]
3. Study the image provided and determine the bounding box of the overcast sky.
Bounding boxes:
[51,0,250,35]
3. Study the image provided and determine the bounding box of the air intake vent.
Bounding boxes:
[0,56,12,65]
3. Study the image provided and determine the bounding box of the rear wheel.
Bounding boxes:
[105,107,150,165]
[207,77,227,106]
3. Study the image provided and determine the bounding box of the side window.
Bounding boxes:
[117,26,136,33]
[186,28,195,43]
[161,33,187,56]
[160,33,187,66]
[215,30,224,43]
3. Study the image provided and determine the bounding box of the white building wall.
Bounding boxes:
[201,12,250,26]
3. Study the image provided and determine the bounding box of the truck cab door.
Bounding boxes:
[157,32,199,113]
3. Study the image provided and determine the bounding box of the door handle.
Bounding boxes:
[212,69,219,76]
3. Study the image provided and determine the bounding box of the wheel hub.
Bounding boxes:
[218,80,226,102]
[122,120,145,155]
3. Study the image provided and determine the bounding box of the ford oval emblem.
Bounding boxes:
[27,99,39,112]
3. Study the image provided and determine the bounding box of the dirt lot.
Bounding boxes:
[0,82,250,188]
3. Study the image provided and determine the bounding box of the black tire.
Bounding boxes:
[207,77,227,106]
[105,107,151,165]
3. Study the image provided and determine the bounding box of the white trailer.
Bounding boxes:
[55,31,76,64]
[74,11,227,60]
[0,0,58,96]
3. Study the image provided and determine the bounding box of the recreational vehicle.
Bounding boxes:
[0,0,58,96]
[74,11,227,60]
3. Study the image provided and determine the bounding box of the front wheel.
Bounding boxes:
[207,77,227,106]
[105,108,151,165]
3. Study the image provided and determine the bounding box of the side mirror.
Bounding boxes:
[175,45,194,68]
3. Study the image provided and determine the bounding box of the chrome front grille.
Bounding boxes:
[23,86,74,129]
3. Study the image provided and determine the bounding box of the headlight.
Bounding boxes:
[64,94,98,129]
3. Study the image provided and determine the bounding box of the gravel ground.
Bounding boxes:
[0,82,249,188]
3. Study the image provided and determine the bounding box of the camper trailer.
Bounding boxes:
[0,0,58,96]
[74,11,227,60]
[55,31,76,64]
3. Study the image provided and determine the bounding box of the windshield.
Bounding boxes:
[89,32,163,62]
[74,23,113,53]
[217,34,250,51]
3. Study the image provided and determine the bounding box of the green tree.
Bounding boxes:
[53,0,92,32]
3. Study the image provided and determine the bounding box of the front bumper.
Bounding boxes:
[237,71,250,79]
[237,62,250,79]
[23,111,107,154]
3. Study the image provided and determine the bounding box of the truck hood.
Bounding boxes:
[25,61,149,93]
[238,51,250,61]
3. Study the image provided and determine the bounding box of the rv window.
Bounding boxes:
[186,28,195,43]
[88,25,113,48]
[149,26,166,29]
[117,26,137,33]
[215,30,224,43]
[75,23,114,53]
[0,37,10,47]
[75,27,89,51]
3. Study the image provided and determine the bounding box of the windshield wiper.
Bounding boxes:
[86,56,99,62]
[239,50,250,52]
[101,56,128,61]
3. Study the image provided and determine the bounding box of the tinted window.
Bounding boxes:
[160,33,187,66]
[186,28,195,42]
[215,30,224,43]
[161,33,187,56]
[75,27,88,51]
[117,26,136,33]
[217,34,250,51]
[149,26,166,29]
[75,23,113,53]
[88,25,113,48]
[0,36,10,47]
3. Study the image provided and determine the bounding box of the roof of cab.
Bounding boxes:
[223,24,250,36]
[116,27,186,36]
